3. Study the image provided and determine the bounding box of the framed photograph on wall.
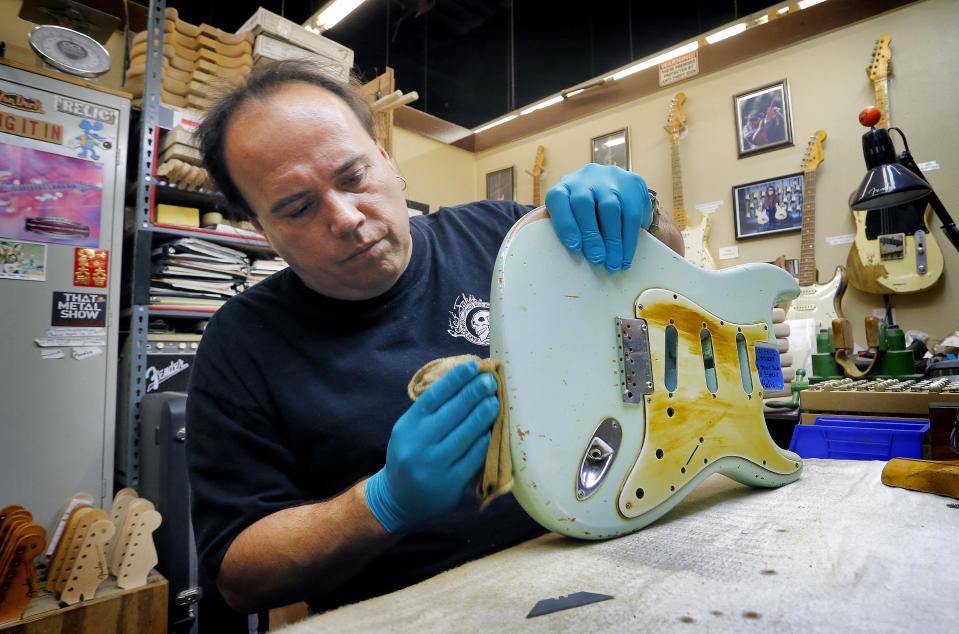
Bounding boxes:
[732,172,804,239]
[486,166,515,201]
[733,79,793,157]
[591,128,630,170]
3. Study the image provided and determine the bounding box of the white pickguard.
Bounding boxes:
[491,211,802,539]
[680,214,717,270]
[784,266,847,331]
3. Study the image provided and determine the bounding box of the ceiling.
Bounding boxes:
[168,0,782,129]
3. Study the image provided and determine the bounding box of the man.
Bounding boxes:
[188,60,683,616]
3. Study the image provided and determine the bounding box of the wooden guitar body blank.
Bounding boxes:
[492,209,802,539]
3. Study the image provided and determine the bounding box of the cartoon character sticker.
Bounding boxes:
[69,119,112,160]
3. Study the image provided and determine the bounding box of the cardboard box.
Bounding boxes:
[253,35,350,83]
[238,8,353,68]
[156,204,200,228]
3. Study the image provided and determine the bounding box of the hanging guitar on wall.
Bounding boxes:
[845,34,944,294]
[664,92,716,269]
[526,145,546,207]
[785,130,847,331]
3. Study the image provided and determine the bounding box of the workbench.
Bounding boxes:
[281,460,958,633]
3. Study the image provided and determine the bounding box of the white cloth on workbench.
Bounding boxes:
[278,459,958,633]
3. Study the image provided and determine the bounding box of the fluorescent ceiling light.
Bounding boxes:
[473,115,518,134]
[755,15,769,24]
[520,95,564,115]
[610,41,699,81]
[705,22,747,44]
[777,6,790,14]
[309,0,368,32]
[564,88,585,98]
[798,0,828,8]
[604,137,626,148]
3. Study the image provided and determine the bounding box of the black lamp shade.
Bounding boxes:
[850,127,931,210]
[850,162,931,210]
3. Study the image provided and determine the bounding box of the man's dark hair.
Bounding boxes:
[197,59,375,220]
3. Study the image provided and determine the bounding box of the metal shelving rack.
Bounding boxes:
[118,0,270,488]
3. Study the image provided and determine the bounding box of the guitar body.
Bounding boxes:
[491,210,802,539]
[775,202,788,221]
[846,204,943,294]
[680,214,717,270]
[756,207,769,225]
[785,265,847,330]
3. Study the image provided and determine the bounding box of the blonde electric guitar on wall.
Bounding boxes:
[525,145,546,207]
[845,34,944,294]
[785,130,847,330]
[665,93,717,270]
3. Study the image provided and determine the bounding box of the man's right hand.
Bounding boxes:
[365,361,498,533]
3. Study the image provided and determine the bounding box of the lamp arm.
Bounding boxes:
[896,149,959,253]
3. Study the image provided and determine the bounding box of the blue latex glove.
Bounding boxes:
[365,361,498,533]
[545,163,652,272]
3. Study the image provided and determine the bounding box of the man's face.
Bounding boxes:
[223,83,412,300]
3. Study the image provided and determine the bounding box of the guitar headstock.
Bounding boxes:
[801,130,827,173]
[532,145,546,177]
[663,92,687,139]
[867,34,892,81]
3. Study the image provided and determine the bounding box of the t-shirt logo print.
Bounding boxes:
[447,293,491,346]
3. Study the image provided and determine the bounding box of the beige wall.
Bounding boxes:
[398,0,959,345]
[0,0,127,89]
[393,126,477,210]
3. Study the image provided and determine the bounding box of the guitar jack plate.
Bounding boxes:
[576,417,622,500]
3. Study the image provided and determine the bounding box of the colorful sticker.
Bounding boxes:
[0,111,62,144]
[51,291,106,327]
[73,247,109,287]
[754,343,785,391]
[0,238,46,280]
[68,119,111,160]
[0,142,103,247]
[0,90,43,114]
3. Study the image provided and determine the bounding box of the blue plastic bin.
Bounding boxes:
[788,416,929,461]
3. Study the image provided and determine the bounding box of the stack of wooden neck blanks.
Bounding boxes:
[126,7,253,113]
[0,505,46,623]
[157,126,209,191]
[43,489,161,606]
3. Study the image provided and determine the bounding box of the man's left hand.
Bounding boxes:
[545,163,652,273]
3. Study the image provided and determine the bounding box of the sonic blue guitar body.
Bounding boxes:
[491,209,803,539]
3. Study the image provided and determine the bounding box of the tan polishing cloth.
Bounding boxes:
[407,355,513,509]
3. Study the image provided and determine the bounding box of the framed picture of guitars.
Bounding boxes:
[733,79,794,157]
[732,173,804,239]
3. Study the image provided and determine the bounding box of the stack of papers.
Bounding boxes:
[150,238,249,309]
[247,256,287,286]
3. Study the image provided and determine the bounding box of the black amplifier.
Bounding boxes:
[144,333,202,394]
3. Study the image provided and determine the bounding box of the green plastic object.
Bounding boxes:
[810,323,920,382]
[811,329,842,381]
[765,368,809,409]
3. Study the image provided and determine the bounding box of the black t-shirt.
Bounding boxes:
[186,200,545,612]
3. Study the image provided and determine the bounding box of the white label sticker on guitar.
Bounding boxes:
[755,343,784,391]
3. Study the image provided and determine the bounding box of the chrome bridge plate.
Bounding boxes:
[616,317,653,403]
